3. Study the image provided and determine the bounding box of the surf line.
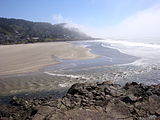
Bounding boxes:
[44,71,89,80]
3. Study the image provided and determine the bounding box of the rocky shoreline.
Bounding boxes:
[0,81,160,120]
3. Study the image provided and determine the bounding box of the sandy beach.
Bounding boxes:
[0,41,141,96]
[0,41,159,98]
[0,42,96,75]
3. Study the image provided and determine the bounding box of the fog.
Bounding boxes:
[104,3,160,43]
[52,3,160,64]
[67,3,160,44]
[83,3,160,64]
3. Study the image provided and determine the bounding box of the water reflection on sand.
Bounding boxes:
[0,41,160,98]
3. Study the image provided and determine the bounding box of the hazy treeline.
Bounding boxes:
[0,18,93,44]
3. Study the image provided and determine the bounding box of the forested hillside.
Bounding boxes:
[0,18,93,44]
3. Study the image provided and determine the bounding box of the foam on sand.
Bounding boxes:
[44,71,88,80]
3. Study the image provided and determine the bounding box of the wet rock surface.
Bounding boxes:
[0,81,160,120]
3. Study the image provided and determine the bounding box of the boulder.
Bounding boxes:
[0,81,160,120]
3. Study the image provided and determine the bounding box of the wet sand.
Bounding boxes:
[1,41,159,98]
[43,42,139,72]
[0,42,96,75]
[0,41,142,96]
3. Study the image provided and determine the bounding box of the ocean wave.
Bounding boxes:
[98,39,160,65]
[99,39,160,48]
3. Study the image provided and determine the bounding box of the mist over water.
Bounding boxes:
[99,39,160,65]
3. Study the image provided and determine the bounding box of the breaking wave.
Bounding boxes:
[99,39,160,65]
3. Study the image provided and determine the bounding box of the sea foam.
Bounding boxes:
[98,39,160,65]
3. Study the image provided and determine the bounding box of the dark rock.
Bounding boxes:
[10,96,35,109]
[0,81,160,120]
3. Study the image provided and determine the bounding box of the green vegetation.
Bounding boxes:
[0,18,94,45]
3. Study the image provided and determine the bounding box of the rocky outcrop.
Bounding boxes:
[0,81,160,120]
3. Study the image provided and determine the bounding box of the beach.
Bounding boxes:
[0,42,96,75]
[0,41,160,119]
[0,40,160,98]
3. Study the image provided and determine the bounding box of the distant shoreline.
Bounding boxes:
[0,17,103,45]
[0,38,103,45]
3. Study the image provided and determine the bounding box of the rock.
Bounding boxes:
[156,109,160,116]
[150,84,160,96]
[32,106,55,120]
[10,96,35,109]
[104,99,134,119]
[0,81,160,120]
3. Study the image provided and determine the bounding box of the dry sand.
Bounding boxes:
[0,42,96,75]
